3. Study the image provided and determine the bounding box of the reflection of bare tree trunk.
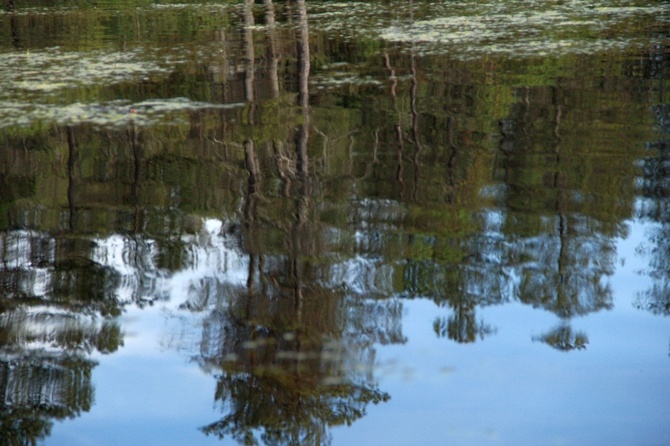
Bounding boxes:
[265,0,280,98]
[266,0,287,201]
[292,0,310,321]
[551,86,569,316]
[445,116,457,203]
[243,0,261,299]
[296,0,310,110]
[244,0,255,121]
[66,126,78,232]
[408,0,421,202]
[129,124,142,233]
[384,53,405,198]
[8,0,20,49]
[410,50,421,202]
[295,0,310,219]
[243,138,260,237]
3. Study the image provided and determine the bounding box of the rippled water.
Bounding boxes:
[0,0,669,445]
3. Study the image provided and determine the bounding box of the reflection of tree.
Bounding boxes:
[0,128,127,444]
[0,276,122,445]
[197,284,392,445]
[186,3,394,444]
[433,303,496,344]
[533,324,588,352]
[633,11,670,313]
[495,84,631,345]
[636,102,670,316]
[0,354,95,446]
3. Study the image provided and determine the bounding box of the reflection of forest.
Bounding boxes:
[0,0,668,443]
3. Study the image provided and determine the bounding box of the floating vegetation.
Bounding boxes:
[0,47,173,96]
[0,46,241,128]
[0,0,666,130]
[379,5,659,57]
[308,0,668,58]
[0,98,244,129]
[310,72,384,90]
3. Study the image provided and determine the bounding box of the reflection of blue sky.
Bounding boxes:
[44,220,670,445]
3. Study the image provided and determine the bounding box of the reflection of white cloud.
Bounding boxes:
[328,255,395,297]
[90,218,249,307]
[0,218,247,309]
[0,230,55,299]
[0,305,105,356]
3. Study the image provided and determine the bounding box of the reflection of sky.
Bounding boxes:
[44,220,670,445]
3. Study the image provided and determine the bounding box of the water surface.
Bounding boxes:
[0,0,669,445]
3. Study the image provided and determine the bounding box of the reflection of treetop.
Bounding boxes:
[533,325,588,352]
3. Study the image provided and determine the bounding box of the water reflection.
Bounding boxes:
[533,324,589,352]
[0,0,668,444]
[0,231,122,444]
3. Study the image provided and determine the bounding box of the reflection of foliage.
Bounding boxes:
[202,368,388,446]
[533,324,588,352]
[433,309,496,344]
[193,278,396,446]
[636,101,670,317]
[0,354,95,446]
[0,230,123,445]
[634,286,670,316]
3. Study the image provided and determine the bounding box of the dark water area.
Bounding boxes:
[0,0,669,445]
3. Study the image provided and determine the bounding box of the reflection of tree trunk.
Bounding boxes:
[66,126,78,232]
[293,0,310,321]
[295,0,310,216]
[408,0,421,202]
[266,0,286,199]
[552,86,569,316]
[243,138,261,266]
[244,0,256,122]
[265,0,280,99]
[410,50,421,202]
[129,124,142,233]
[9,4,20,49]
[240,0,264,302]
[296,0,310,110]
[383,53,405,198]
[445,116,457,203]
[243,0,261,300]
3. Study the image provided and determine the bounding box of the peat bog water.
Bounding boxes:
[0,0,669,445]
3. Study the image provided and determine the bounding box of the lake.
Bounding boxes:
[0,0,669,445]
